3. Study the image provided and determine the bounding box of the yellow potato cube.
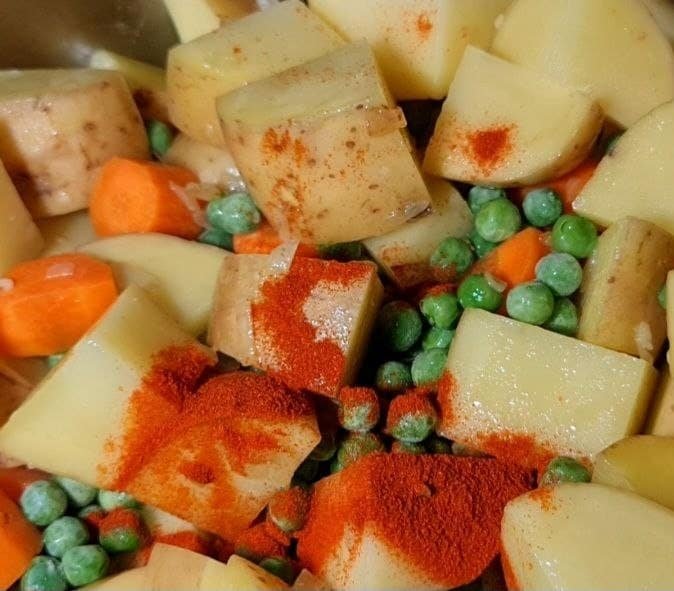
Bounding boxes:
[645,365,674,436]
[37,211,96,256]
[163,0,258,43]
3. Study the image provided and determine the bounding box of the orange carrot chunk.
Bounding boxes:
[233,220,319,258]
[90,157,201,239]
[0,489,42,589]
[473,228,551,289]
[516,159,598,214]
[0,254,118,357]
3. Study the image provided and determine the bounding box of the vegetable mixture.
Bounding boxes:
[0,0,674,590]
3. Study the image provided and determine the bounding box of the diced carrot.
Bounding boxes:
[515,159,598,213]
[0,467,49,504]
[90,157,201,239]
[0,489,42,589]
[473,228,551,289]
[233,220,319,258]
[0,254,118,357]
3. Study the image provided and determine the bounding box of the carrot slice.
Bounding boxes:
[0,254,118,357]
[473,228,551,289]
[515,159,598,213]
[90,157,201,239]
[0,489,42,589]
[233,221,319,258]
[0,467,49,504]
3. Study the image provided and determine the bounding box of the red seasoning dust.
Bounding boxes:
[465,125,514,174]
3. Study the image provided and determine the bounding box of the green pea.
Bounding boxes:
[332,432,385,473]
[338,390,379,433]
[318,242,363,261]
[659,284,667,310]
[377,301,423,353]
[535,252,583,296]
[268,486,311,534]
[78,505,105,521]
[420,292,460,329]
[206,193,261,235]
[430,237,475,277]
[391,441,426,455]
[426,436,453,454]
[605,132,623,156]
[99,511,142,554]
[259,557,294,585]
[46,354,64,369]
[61,545,109,587]
[540,456,591,486]
[198,228,233,250]
[522,188,563,228]
[21,556,67,591]
[44,516,90,558]
[469,229,498,259]
[97,490,139,511]
[146,120,174,157]
[544,298,579,337]
[293,459,320,485]
[474,198,521,243]
[388,399,437,443]
[468,186,506,214]
[54,477,98,508]
[309,431,337,462]
[411,348,447,386]
[375,361,412,394]
[506,282,555,325]
[457,275,503,311]
[551,214,597,259]
[422,327,455,351]
[21,481,68,527]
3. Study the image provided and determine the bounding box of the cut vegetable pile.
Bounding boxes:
[1,0,674,589]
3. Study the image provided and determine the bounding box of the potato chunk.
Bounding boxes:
[438,309,657,469]
[163,0,258,43]
[308,0,510,100]
[0,69,148,217]
[577,217,674,361]
[502,484,674,591]
[423,46,603,186]
[37,211,96,256]
[363,178,472,288]
[218,42,430,243]
[0,161,43,274]
[645,365,674,436]
[643,0,674,45]
[209,253,383,398]
[167,0,343,147]
[491,0,674,128]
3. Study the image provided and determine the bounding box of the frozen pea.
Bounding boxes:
[522,188,563,228]
[457,275,503,312]
[146,120,174,157]
[377,301,423,353]
[535,252,583,296]
[540,456,591,486]
[551,214,597,259]
[411,348,448,387]
[21,556,67,591]
[468,186,506,214]
[375,361,413,394]
[54,477,98,508]
[506,282,555,326]
[198,228,233,250]
[61,545,109,587]
[430,237,475,277]
[332,432,385,473]
[97,490,139,511]
[21,481,68,527]
[259,557,294,584]
[544,298,579,337]
[206,193,261,235]
[474,198,521,243]
[422,327,455,351]
[44,516,89,558]
[309,431,337,462]
[420,292,460,329]
[391,441,426,455]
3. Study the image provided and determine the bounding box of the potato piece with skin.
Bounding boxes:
[502,483,674,591]
[163,0,258,43]
[218,555,289,591]
[491,0,674,128]
[0,358,49,428]
[0,69,149,218]
[574,101,674,232]
[0,285,215,485]
[0,161,43,274]
[593,435,674,512]
[438,309,658,469]
[88,50,169,122]
[167,0,343,147]
[645,364,674,435]
[643,0,674,45]
[209,253,383,398]
[577,217,674,361]
[145,543,230,590]
[423,46,603,187]
[81,568,150,591]
[163,134,246,193]
[218,42,431,243]
[363,178,472,288]
[308,0,510,100]
[37,211,96,256]
[80,233,229,335]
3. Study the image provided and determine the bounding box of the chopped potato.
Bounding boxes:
[82,568,150,591]
[163,0,258,43]
[218,555,289,591]
[163,133,246,193]
[308,0,510,100]
[645,365,674,436]
[0,69,149,217]
[81,233,229,335]
[293,570,330,591]
[668,270,674,347]
[423,46,603,186]
[0,161,43,274]
[217,42,430,244]
[36,211,96,256]
[363,178,473,288]
[167,0,343,147]
[491,0,674,128]
[573,101,674,233]
[438,309,658,468]
[643,0,674,45]
[146,543,230,589]
[577,217,674,361]
[593,435,674,512]
[89,49,169,122]
[502,484,674,591]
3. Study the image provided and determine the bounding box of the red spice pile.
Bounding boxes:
[268,487,311,532]
[99,508,143,538]
[234,523,288,563]
[297,453,533,588]
[386,389,437,431]
[338,387,379,425]
[464,125,514,174]
[251,258,374,397]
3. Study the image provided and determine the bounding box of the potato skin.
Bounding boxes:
[0,70,149,218]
